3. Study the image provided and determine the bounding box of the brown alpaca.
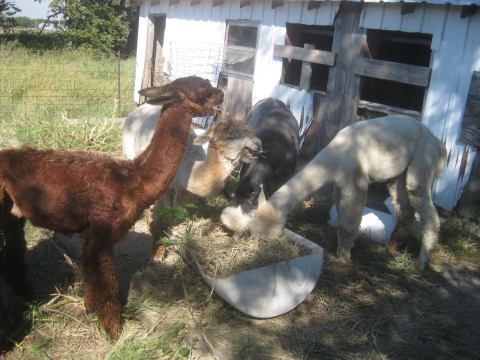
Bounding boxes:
[0,76,223,338]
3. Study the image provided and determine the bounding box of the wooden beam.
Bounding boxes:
[299,44,314,90]
[400,2,416,15]
[307,1,321,10]
[272,0,284,9]
[191,0,201,5]
[353,57,431,87]
[274,44,336,66]
[169,0,180,5]
[357,100,421,118]
[461,4,477,18]
[212,0,224,7]
[240,0,251,8]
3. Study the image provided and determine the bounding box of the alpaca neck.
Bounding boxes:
[185,146,230,197]
[269,149,337,217]
[134,104,193,204]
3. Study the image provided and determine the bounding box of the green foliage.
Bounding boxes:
[49,0,136,53]
[14,16,44,28]
[0,31,72,50]
[0,0,19,31]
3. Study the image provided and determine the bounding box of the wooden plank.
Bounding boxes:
[141,17,155,90]
[273,44,335,66]
[357,99,421,118]
[212,0,224,7]
[169,0,180,5]
[353,57,431,87]
[224,77,254,120]
[299,44,314,90]
[191,0,201,6]
[460,72,480,147]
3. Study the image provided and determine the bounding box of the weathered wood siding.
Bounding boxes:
[134,0,480,210]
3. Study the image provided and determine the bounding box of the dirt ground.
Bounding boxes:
[1,200,479,359]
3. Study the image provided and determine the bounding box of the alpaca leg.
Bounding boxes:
[386,175,415,250]
[81,224,120,338]
[406,160,440,269]
[335,186,367,262]
[0,198,32,299]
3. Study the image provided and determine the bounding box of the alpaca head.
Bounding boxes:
[139,76,224,116]
[193,113,262,165]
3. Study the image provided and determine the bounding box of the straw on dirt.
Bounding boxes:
[171,218,310,278]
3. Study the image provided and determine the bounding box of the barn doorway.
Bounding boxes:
[141,14,166,90]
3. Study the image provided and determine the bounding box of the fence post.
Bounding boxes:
[117,50,121,116]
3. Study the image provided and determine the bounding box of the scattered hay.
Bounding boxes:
[172,218,310,278]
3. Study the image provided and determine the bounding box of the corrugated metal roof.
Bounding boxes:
[128,0,480,8]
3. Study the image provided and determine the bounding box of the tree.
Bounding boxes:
[48,0,134,53]
[0,0,19,31]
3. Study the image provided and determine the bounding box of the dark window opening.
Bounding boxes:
[361,78,426,112]
[282,23,334,91]
[360,30,432,112]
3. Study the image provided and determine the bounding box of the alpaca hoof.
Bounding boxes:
[152,244,167,263]
[387,227,410,251]
[98,304,121,339]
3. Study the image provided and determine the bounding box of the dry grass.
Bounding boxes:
[171,218,310,278]
[1,199,479,359]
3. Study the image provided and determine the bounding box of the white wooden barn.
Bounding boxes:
[130,0,480,210]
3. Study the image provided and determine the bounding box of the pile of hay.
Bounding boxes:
[171,218,310,278]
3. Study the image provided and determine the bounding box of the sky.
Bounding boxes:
[14,0,52,19]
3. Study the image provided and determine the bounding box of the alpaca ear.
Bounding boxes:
[139,87,183,105]
[258,185,267,206]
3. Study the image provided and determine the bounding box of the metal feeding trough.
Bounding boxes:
[187,229,324,318]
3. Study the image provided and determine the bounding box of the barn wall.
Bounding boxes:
[135,0,480,209]
[361,2,480,209]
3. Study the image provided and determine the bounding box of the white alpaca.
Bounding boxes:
[221,115,446,269]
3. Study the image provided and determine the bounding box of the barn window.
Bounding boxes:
[222,20,259,79]
[358,30,432,113]
[281,23,334,92]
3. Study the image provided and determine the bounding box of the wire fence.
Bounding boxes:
[165,42,224,86]
[0,50,136,121]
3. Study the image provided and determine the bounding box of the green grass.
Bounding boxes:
[0,44,135,152]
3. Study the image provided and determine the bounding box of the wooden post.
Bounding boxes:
[299,44,314,90]
[117,50,121,114]
[300,2,365,159]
